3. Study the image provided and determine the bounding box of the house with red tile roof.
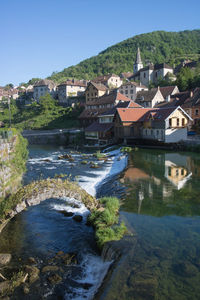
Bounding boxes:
[79,90,132,127]
[114,106,192,143]
[84,100,141,146]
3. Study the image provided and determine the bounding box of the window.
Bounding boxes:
[168,167,171,176]
[125,90,128,94]
[181,169,184,176]
[182,118,185,126]
[195,109,199,116]
[155,72,158,78]
[156,130,159,136]
[144,73,146,78]
[130,89,133,94]
[169,118,172,127]
[131,96,133,100]
[177,118,179,126]
[176,169,179,176]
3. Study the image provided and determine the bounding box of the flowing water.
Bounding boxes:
[1,146,200,299]
[0,145,127,299]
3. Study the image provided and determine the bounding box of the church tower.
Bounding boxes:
[133,47,143,73]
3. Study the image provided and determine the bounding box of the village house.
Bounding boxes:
[85,101,141,146]
[181,88,200,127]
[85,82,107,104]
[118,81,148,100]
[92,74,122,88]
[129,48,174,87]
[33,79,56,102]
[0,87,19,101]
[135,87,165,108]
[158,86,179,102]
[114,106,192,143]
[79,90,131,127]
[57,79,87,105]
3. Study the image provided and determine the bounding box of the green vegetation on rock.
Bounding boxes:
[88,197,127,249]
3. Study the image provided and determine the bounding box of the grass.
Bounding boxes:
[88,197,127,249]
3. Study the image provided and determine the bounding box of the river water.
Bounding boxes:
[1,146,200,299]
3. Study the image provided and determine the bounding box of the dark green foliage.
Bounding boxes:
[48,30,200,83]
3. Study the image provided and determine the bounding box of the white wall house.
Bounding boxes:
[57,79,87,105]
[118,81,148,100]
[33,79,56,102]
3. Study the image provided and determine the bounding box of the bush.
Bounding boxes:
[88,197,127,249]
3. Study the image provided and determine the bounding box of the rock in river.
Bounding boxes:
[0,254,11,266]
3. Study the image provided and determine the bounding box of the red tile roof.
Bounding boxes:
[116,107,179,122]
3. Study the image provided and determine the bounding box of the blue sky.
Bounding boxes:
[0,0,199,86]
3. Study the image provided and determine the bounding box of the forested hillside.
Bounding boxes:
[48,30,200,83]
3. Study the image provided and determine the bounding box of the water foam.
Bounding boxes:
[65,253,112,300]
[78,148,128,197]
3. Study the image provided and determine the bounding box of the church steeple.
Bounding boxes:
[133,47,143,74]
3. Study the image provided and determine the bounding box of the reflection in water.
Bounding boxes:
[100,149,200,300]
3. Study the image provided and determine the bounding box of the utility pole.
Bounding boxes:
[8,98,11,129]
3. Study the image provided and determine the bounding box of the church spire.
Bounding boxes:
[136,47,142,64]
[133,47,143,74]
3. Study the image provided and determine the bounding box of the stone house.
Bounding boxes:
[85,82,107,104]
[118,81,148,101]
[158,86,179,102]
[33,79,56,102]
[57,79,87,105]
[114,106,192,143]
[135,87,164,108]
[92,74,122,88]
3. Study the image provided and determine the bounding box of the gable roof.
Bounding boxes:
[154,63,173,70]
[99,101,141,117]
[136,88,162,102]
[58,79,87,87]
[87,81,107,91]
[181,88,200,109]
[158,86,178,99]
[120,81,147,89]
[87,90,131,106]
[34,79,55,87]
[93,74,119,83]
[116,106,192,123]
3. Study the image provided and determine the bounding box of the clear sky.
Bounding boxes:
[0,0,199,86]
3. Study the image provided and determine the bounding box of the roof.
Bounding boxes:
[120,81,147,89]
[154,63,173,70]
[85,122,113,132]
[116,108,152,122]
[99,101,141,117]
[87,90,131,106]
[120,72,133,79]
[87,81,107,92]
[58,79,87,87]
[158,86,178,99]
[181,88,200,109]
[116,106,191,123]
[135,48,142,64]
[93,74,119,83]
[136,89,160,102]
[34,79,55,87]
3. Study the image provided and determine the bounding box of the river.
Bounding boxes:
[0,146,200,299]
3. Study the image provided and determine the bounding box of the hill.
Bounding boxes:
[48,30,200,83]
